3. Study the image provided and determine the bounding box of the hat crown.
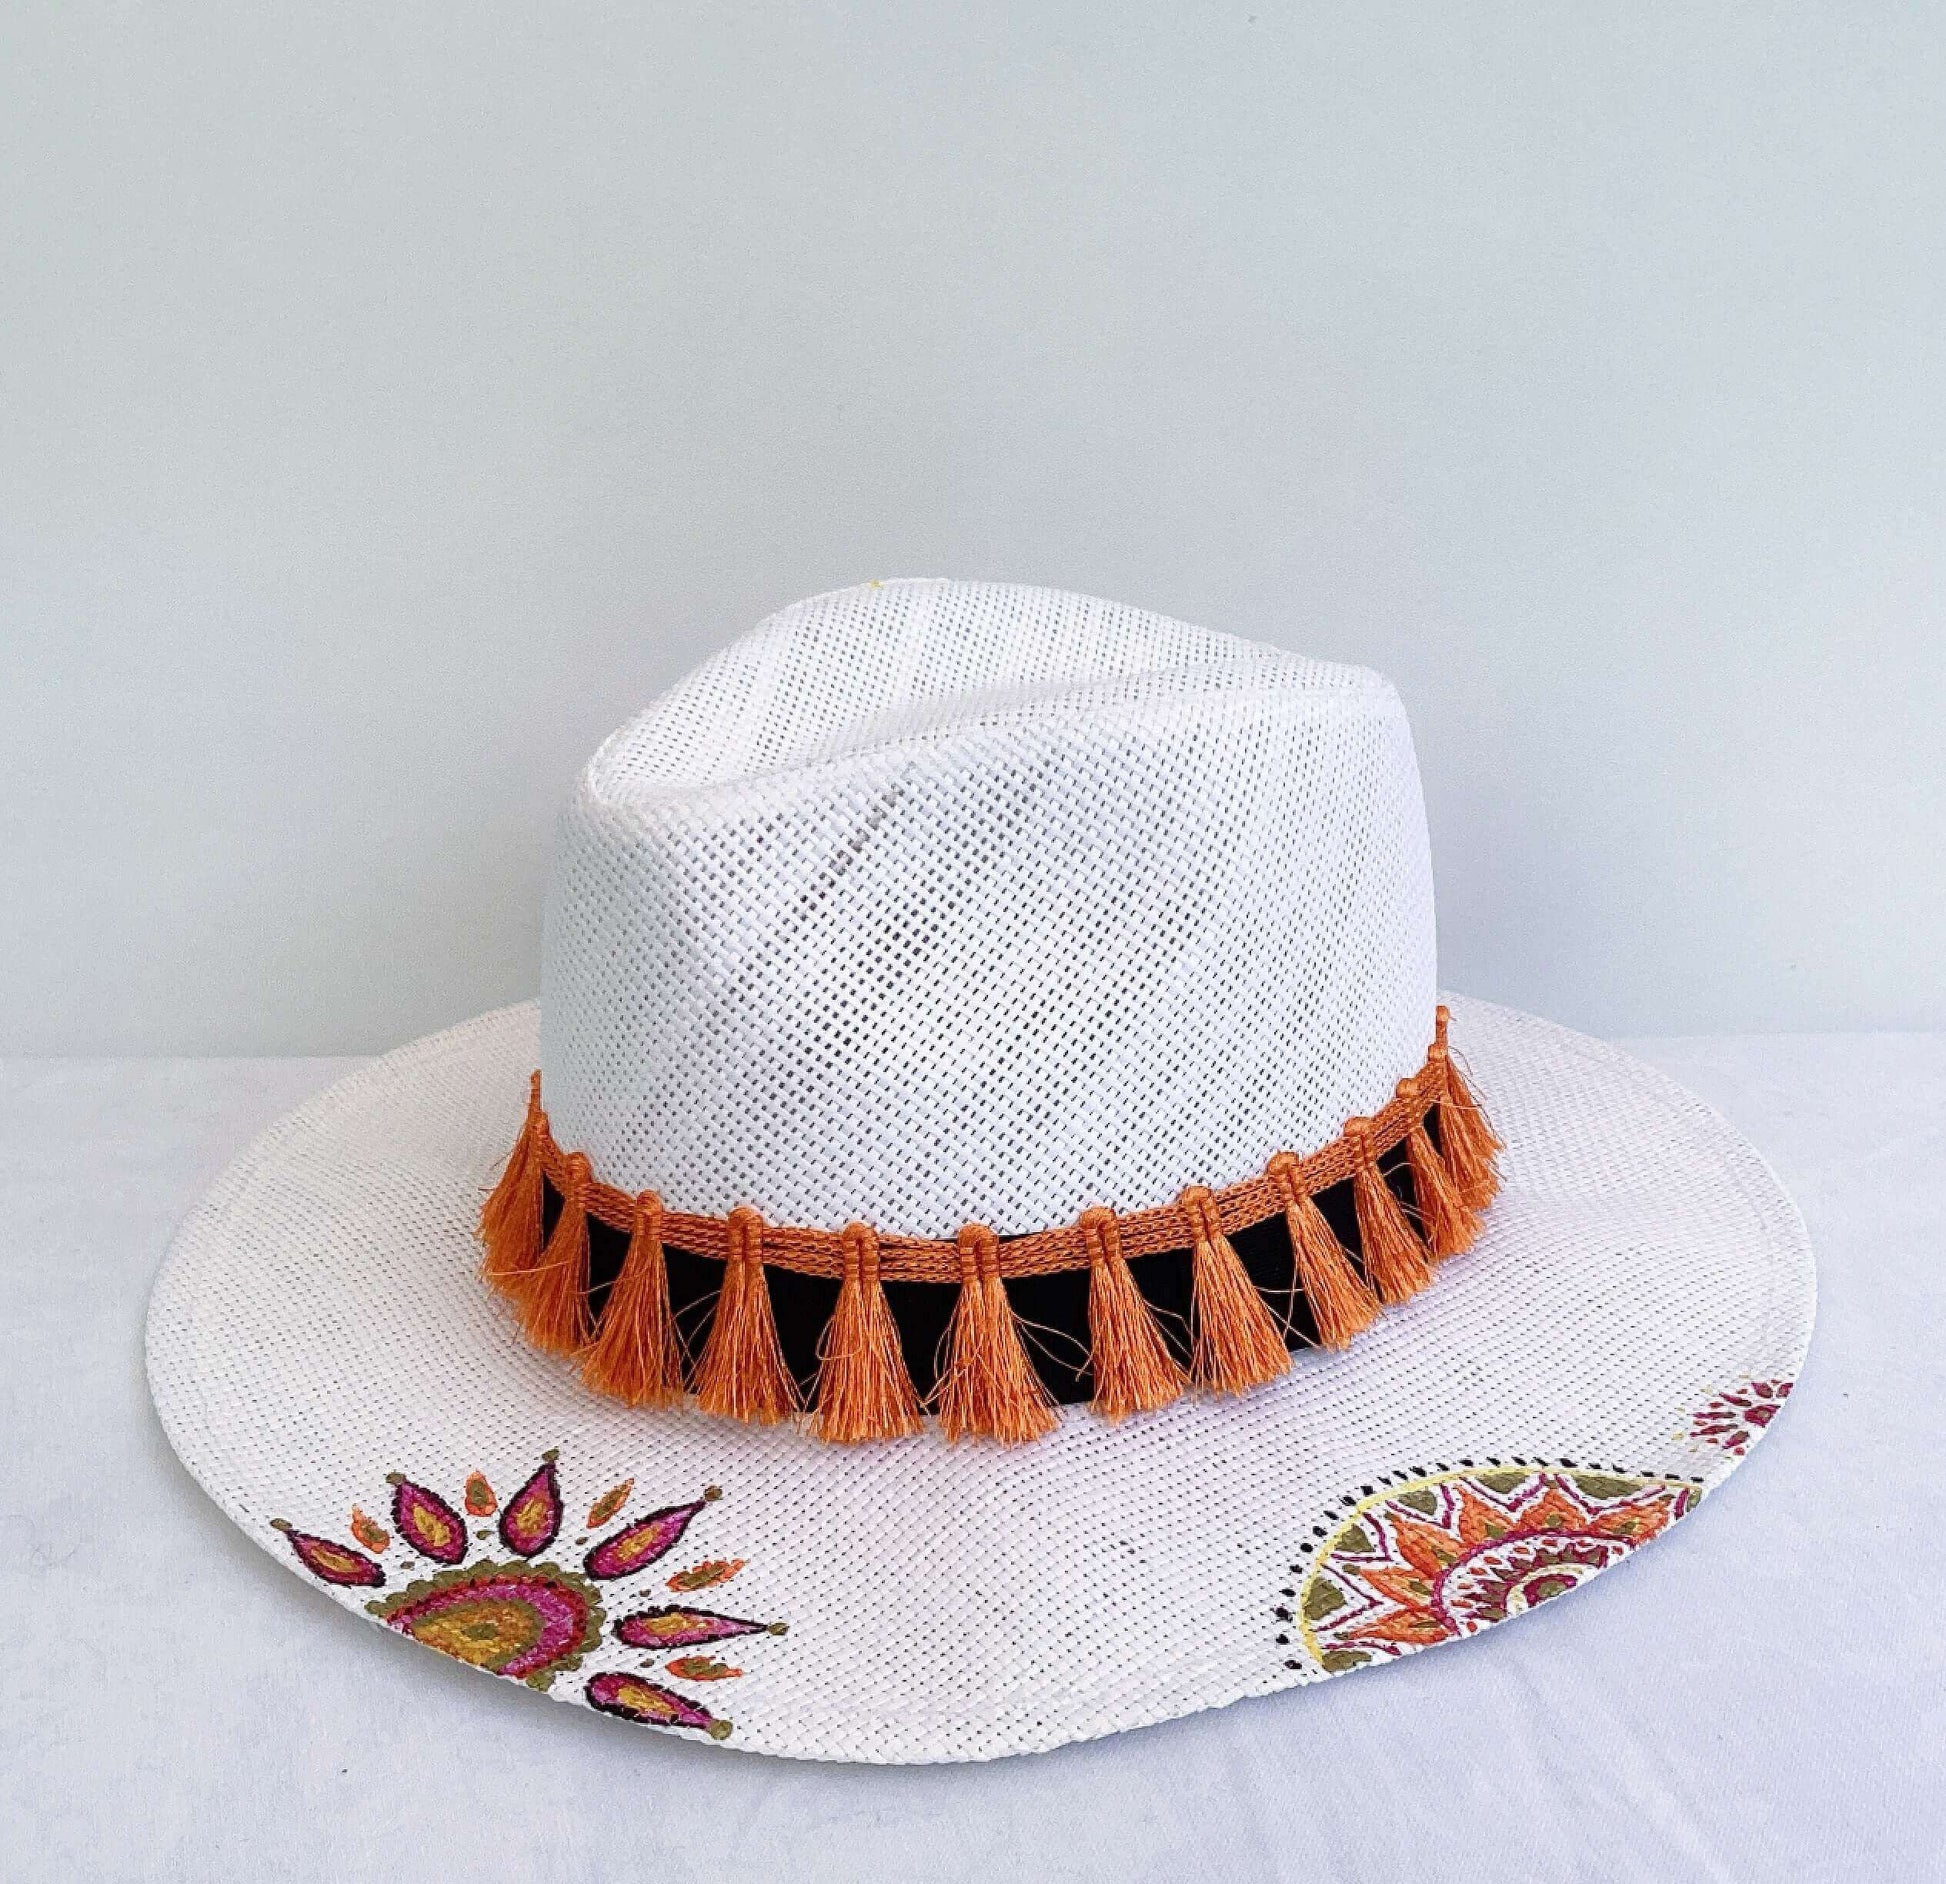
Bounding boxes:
[541,579,1436,1237]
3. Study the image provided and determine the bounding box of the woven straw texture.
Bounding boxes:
[541,580,1437,1236]
[147,996,1813,1763]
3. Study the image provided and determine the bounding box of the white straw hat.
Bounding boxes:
[147,579,1814,1763]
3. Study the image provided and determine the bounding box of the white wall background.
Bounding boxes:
[4,3,1941,1054]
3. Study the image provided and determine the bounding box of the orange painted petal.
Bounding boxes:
[1590,1493,1679,1543]
[1517,1482,1594,1536]
[1451,1485,1515,1549]
[665,1655,743,1681]
[1385,1512,1465,1579]
[587,1479,634,1529]
[1343,1606,1449,1647]
[667,1559,746,1593]
[1357,1564,1440,1610]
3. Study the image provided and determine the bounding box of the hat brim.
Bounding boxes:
[146,996,1813,1763]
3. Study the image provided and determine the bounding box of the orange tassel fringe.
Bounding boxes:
[936,1225,1058,1444]
[1081,1207,1187,1419]
[1180,1185,1290,1395]
[579,1191,687,1407]
[692,1206,800,1424]
[482,1013,1502,1440]
[1433,1006,1502,1212]
[1347,1120,1433,1305]
[479,1072,545,1294]
[814,1223,923,1443]
[1400,1076,1479,1260]
[520,1151,595,1355]
[1268,1153,1380,1349]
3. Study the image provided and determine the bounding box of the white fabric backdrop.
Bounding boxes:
[4,1033,1936,1879]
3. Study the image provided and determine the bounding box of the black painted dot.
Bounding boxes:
[1284,1659,1301,1671]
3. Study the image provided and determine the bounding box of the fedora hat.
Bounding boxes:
[148,578,1813,1762]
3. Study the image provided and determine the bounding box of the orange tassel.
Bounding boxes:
[814,1223,923,1443]
[693,1206,801,1425]
[1081,1207,1187,1419]
[1180,1185,1290,1395]
[479,1072,545,1298]
[1267,1154,1379,1349]
[936,1225,1058,1444]
[579,1191,686,1407]
[520,1151,594,1355]
[1400,1074,1479,1260]
[1347,1120,1432,1305]
[1433,1006,1502,1212]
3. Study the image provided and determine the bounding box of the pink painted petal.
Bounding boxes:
[499,1453,563,1558]
[272,1521,385,1588]
[388,1477,468,1565]
[584,1488,718,1580]
[615,1605,785,1649]
[585,1671,730,1738]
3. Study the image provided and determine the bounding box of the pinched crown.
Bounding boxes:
[539,579,1438,1241]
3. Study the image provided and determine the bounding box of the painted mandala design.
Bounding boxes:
[1690,1378,1792,1456]
[1290,1466,1698,1673]
[271,1453,786,1736]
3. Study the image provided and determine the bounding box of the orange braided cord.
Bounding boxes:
[513,1010,1473,1284]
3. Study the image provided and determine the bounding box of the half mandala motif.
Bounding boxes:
[369,1562,604,1688]
[1288,1465,1699,1674]
[269,1453,787,1735]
